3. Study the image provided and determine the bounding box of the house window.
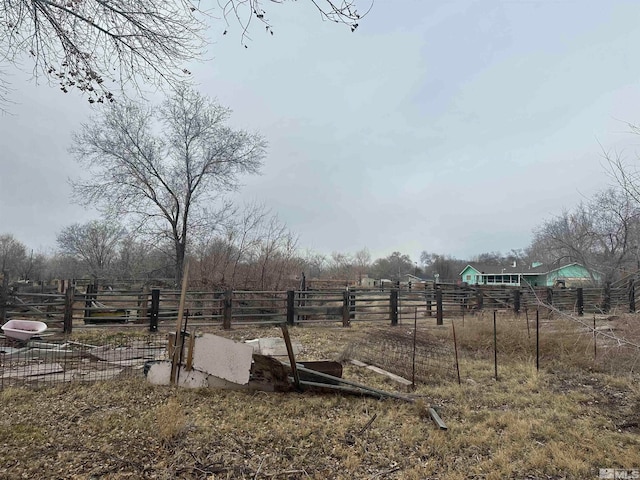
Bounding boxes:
[466,275,471,281]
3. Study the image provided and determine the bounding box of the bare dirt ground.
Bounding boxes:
[0,315,639,479]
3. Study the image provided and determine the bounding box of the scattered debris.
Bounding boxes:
[428,407,448,430]
[345,413,378,445]
[245,337,302,356]
[350,359,413,391]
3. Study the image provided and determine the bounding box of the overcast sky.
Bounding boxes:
[2,0,640,263]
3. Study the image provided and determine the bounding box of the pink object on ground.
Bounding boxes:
[2,320,48,341]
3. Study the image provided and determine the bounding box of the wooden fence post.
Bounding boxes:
[576,287,584,316]
[546,287,553,306]
[513,289,521,314]
[390,289,398,326]
[287,290,295,326]
[149,289,160,332]
[63,287,75,334]
[223,289,232,330]
[342,290,350,327]
[475,288,483,311]
[436,289,443,326]
[629,279,636,313]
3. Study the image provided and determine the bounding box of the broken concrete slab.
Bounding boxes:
[192,334,253,385]
[146,361,209,388]
[1,362,64,379]
[245,337,302,357]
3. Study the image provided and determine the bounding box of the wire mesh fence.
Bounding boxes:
[342,325,458,385]
[0,336,167,391]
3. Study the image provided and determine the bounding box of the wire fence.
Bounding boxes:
[0,336,166,391]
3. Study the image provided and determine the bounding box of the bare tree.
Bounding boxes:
[57,220,125,280]
[1,0,204,104]
[71,87,266,283]
[1,1,368,105]
[530,188,639,283]
[0,233,26,280]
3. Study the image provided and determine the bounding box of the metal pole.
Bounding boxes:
[412,307,417,389]
[593,315,597,361]
[536,309,540,372]
[452,320,461,385]
[493,310,498,381]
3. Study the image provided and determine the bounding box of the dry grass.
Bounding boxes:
[0,315,639,479]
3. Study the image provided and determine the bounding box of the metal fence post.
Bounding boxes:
[149,288,160,332]
[436,289,443,326]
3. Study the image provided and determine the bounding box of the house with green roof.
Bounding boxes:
[459,262,599,287]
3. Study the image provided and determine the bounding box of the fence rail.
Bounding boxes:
[1,281,637,334]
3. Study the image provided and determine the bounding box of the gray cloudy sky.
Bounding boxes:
[1,0,640,263]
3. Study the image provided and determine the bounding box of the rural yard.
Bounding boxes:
[0,314,639,480]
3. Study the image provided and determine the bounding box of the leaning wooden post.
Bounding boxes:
[436,289,443,326]
[170,262,190,385]
[63,287,75,334]
[287,290,295,326]
[390,289,399,326]
[576,287,584,316]
[223,289,232,330]
[149,289,160,332]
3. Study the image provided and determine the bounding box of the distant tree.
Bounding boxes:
[530,187,639,283]
[1,1,366,106]
[370,252,414,281]
[301,250,328,279]
[353,247,372,281]
[420,252,466,282]
[190,205,300,290]
[18,250,47,282]
[70,87,266,284]
[57,220,125,280]
[0,234,27,281]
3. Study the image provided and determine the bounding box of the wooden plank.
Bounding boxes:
[350,360,413,389]
[280,324,301,391]
[428,407,448,430]
[170,261,190,384]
